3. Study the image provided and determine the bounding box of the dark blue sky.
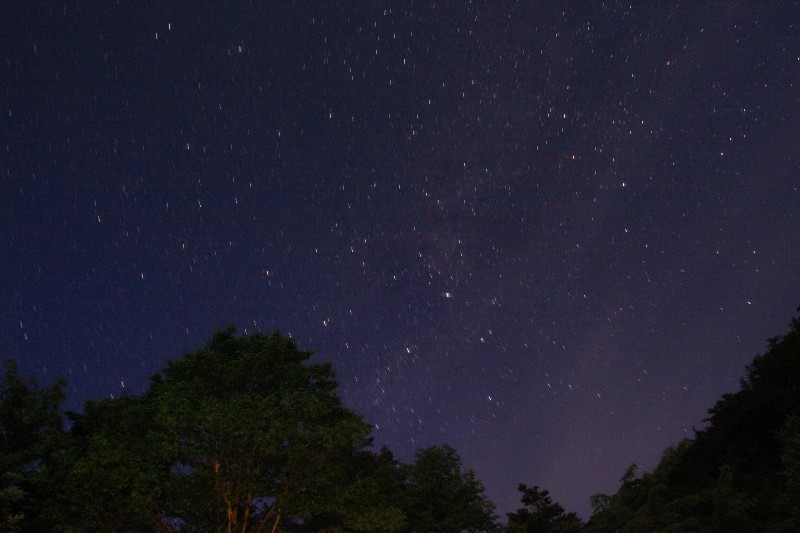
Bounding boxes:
[3,0,799,519]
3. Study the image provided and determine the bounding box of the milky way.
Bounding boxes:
[3,1,799,518]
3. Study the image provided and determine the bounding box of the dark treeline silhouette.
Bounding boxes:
[579,307,800,533]
[1,327,497,532]
[1,308,799,532]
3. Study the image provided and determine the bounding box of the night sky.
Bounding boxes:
[3,1,799,520]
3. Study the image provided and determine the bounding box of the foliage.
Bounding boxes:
[506,484,582,532]
[0,360,65,532]
[778,414,800,529]
[400,444,499,532]
[585,307,800,532]
[147,327,394,532]
[50,396,174,532]
[36,328,415,532]
[3,305,799,532]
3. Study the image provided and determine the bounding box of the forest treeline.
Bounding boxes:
[1,308,799,532]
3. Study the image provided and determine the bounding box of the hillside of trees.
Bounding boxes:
[579,307,800,533]
[1,308,798,532]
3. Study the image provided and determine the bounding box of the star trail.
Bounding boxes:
[3,1,799,518]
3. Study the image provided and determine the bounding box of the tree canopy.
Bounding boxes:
[506,484,582,532]
[582,307,800,532]
[1,328,497,532]
[2,306,799,531]
[0,360,65,532]
[401,444,498,532]
[146,327,380,531]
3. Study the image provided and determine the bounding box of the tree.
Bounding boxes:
[0,360,65,532]
[400,444,498,532]
[585,306,800,532]
[778,414,800,529]
[1,328,505,532]
[50,396,174,532]
[709,464,751,532]
[148,327,393,532]
[506,484,582,533]
[586,468,638,533]
[300,445,407,532]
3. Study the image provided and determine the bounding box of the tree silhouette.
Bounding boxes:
[506,484,582,532]
[0,360,65,532]
[400,444,498,532]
